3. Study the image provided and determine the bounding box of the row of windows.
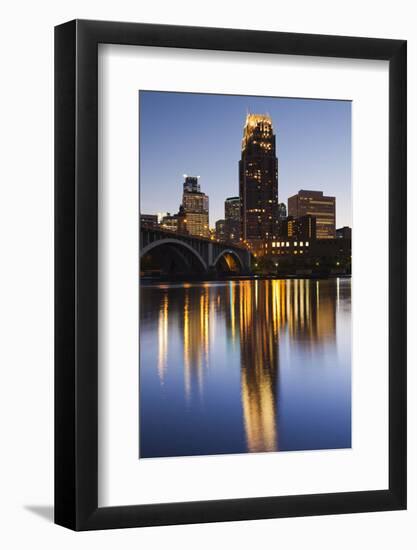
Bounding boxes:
[270,241,310,248]
[301,200,335,206]
[305,212,335,218]
[271,250,305,255]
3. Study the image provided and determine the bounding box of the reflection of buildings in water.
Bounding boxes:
[157,292,169,383]
[144,278,340,452]
[228,281,279,453]
[313,280,337,345]
[284,279,337,346]
[224,279,338,453]
[224,281,239,345]
[181,286,210,400]
[143,286,212,399]
[224,279,337,350]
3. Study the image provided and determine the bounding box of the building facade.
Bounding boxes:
[239,114,279,250]
[288,190,336,239]
[259,236,351,275]
[278,202,287,220]
[183,175,200,193]
[140,213,158,227]
[160,212,179,232]
[179,175,209,237]
[224,196,241,242]
[278,214,317,241]
[215,219,226,241]
[336,226,352,240]
[294,215,317,241]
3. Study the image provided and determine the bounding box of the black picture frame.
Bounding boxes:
[55,19,407,531]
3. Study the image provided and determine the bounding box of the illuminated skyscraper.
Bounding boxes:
[239,114,279,250]
[288,190,336,239]
[178,175,209,237]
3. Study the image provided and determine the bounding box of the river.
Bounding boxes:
[139,278,351,458]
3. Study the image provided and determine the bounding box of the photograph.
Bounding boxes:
[0,0,410,541]
[139,91,352,459]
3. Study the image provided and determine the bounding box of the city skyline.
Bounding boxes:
[139,91,352,460]
[139,91,352,228]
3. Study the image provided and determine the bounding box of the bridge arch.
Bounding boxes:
[212,249,244,273]
[141,238,208,275]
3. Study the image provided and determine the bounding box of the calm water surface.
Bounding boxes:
[139,278,351,458]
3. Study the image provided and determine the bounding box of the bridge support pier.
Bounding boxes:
[208,242,213,266]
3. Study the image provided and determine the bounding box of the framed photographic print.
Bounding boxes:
[55,20,407,530]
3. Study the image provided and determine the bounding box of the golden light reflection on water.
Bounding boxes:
[152,278,338,453]
[157,293,168,383]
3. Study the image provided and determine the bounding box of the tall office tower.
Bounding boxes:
[278,202,287,220]
[224,196,241,242]
[288,190,336,239]
[239,113,279,250]
[179,176,209,237]
[183,175,201,193]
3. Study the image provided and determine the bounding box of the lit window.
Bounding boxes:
[305,242,309,247]
[294,242,298,247]
[286,242,290,247]
[300,241,304,247]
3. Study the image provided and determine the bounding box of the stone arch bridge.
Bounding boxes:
[141,225,251,276]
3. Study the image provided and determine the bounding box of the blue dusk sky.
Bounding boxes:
[139,91,352,228]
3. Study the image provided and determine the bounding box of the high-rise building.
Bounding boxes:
[215,219,226,241]
[179,175,209,238]
[239,113,279,249]
[183,175,200,193]
[288,190,336,239]
[224,196,241,242]
[278,202,287,220]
